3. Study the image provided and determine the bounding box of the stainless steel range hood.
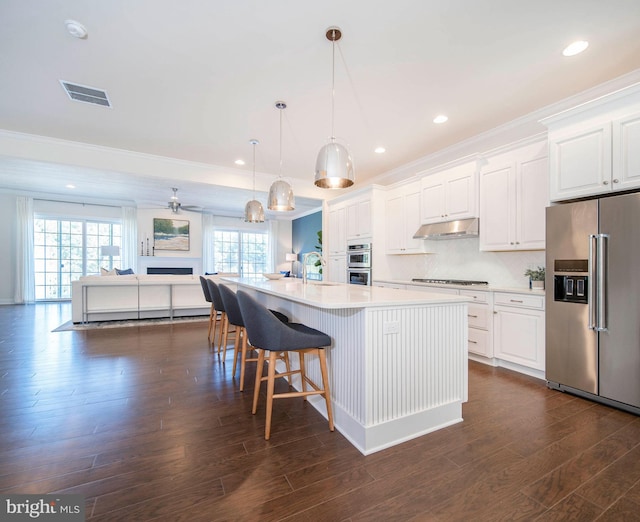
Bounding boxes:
[413,217,479,240]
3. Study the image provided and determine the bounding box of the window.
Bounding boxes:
[213,230,268,276]
[34,218,121,300]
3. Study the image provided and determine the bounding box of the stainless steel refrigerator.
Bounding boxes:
[546,192,640,414]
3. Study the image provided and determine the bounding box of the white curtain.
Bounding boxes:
[15,196,35,304]
[202,213,215,274]
[121,206,138,273]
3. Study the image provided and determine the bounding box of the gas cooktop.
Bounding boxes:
[412,278,489,286]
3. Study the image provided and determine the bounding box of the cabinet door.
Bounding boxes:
[385,193,404,253]
[479,164,513,251]
[403,189,423,252]
[327,255,346,283]
[517,155,548,249]
[613,111,640,191]
[445,168,477,220]
[493,306,545,370]
[328,207,346,255]
[421,175,446,223]
[346,200,371,239]
[549,123,612,201]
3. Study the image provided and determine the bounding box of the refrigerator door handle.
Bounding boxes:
[588,234,598,330]
[596,233,609,332]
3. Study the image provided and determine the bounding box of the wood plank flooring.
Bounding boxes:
[1,302,640,521]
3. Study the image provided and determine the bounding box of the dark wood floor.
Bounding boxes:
[1,303,640,521]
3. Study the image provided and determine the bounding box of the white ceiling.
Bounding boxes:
[1,0,640,217]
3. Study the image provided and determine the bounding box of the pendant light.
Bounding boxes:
[244,139,265,223]
[268,101,295,211]
[315,26,354,189]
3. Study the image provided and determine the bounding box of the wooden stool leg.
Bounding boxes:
[283,352,292,386]
[265,350,278,440]
[221,314,229,360]
[318,349,334,432]
[217,312,226,355]
[252,349,265,415]
[207,304,214,342]
[298,351,307,400]
[231,326,242,378]
[239,329,249,392]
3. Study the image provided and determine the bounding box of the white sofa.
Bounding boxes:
[71,274,226,323]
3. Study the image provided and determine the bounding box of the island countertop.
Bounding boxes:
[223,277,467,309]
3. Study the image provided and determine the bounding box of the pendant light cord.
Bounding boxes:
[252,141,256,198]
[331,30,336,141]
[279,107,283,177]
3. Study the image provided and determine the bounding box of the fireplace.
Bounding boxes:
[147,267,193,275]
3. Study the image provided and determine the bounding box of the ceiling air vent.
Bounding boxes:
[60,81,111,107]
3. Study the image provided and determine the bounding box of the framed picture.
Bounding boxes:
[153,218,190,251]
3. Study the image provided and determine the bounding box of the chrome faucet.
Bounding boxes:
[302,251,326,284]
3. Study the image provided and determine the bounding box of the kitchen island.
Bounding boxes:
[224,277,469,455]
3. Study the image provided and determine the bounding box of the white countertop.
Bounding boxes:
[376,278,546,296]
[224,277,468,310]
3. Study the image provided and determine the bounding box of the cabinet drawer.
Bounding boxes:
[468,327,491,357]
[467,304,489,329]
[494,292,544,310]
[459,289,489,303]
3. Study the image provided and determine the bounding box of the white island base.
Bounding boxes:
[230,279,468,455]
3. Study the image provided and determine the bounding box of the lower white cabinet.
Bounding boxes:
[460,289,493,358]
[327,255,346,284]
[493,292,545,372]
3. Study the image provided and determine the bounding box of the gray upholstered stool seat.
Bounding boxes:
[237,290,334,440]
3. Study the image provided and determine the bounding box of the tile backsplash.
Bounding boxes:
[383,237,545,289]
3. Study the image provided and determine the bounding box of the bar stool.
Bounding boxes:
[219,284,291,391]
[198,276,217,343]
[236,290,334,440]
[206,279,233,357]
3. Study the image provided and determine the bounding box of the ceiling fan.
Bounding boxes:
[167,187,203,214]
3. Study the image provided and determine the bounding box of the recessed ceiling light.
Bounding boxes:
[66,184,75,189]
[562,40,589,57]
[65,20,88,39]
[234,159,245,166]
[374,147,386,154]
[433,115,448,124]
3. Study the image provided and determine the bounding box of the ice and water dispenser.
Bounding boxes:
[553,259,588,304]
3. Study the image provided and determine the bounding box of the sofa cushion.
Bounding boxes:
[100,267,117,276]
[116,268,135,275]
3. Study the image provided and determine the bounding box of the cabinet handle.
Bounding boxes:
[510,299,524,303]
[516,242,520,245]
[603,180,609,185]
[613,179,619,184]
[493,311,498,314]
[468,340,478,344]
[468,314,478,318]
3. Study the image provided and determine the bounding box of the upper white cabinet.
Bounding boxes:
[480,140,549,251]
[385,180,424,254]
[346,198,371,240]
[543,84,640,202]
[327,204,346,255]
[421,161,478,223]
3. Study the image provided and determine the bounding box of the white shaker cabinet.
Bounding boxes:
[385,180,424,254]
[327,205,346,255]
[460,289,493,358]
[327,255,347,284]
[542,83,640,202]
[421,161,478,224]
[479,140,548,251]
[346,198,371,240]
[493,292,545,373]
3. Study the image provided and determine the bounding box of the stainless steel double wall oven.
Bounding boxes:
[347,242,371,285]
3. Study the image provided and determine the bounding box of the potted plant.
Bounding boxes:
[525,266,545,289]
